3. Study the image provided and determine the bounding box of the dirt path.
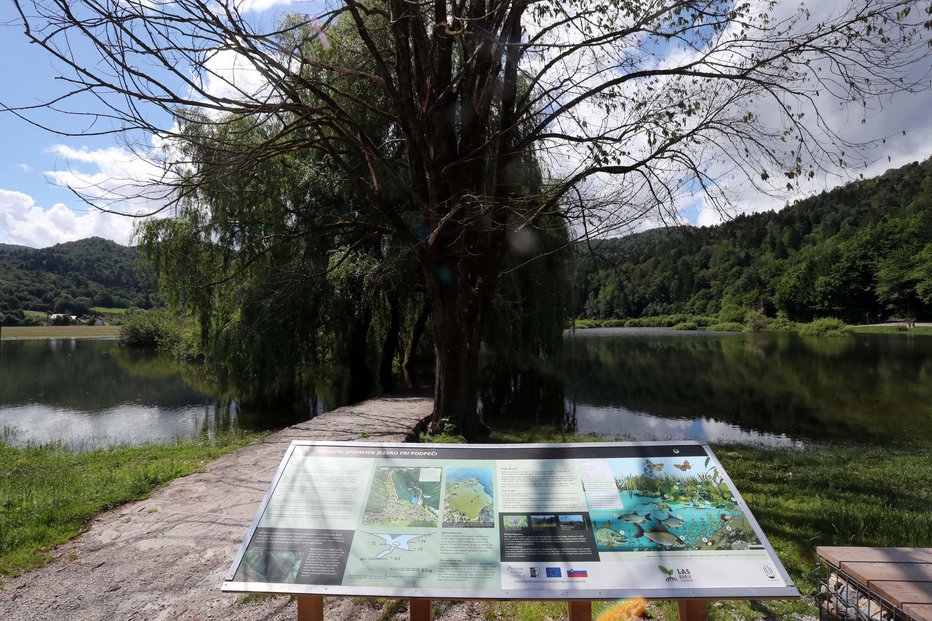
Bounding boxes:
[0,397,485,621]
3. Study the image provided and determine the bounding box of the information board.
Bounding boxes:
[223,441,798,600]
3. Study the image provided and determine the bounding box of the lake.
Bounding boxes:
[2,329,931,449]
[483,328,932,449]
[0,338,340,448]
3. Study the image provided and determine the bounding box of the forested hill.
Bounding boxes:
[576,158,932,323]
[0,237,152,320]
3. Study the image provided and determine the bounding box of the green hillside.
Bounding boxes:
[0,237,153,325]
[576,158,932,323]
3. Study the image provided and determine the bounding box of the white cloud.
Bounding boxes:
[44,143,171,217]
[0,189,135,248]
[17,163,33,173]
[198,48,274,103]
[526,0,932,234]
[236,0,306,12]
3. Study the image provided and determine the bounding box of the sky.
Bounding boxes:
[1,1,931,249]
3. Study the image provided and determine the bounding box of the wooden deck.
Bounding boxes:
[818,547,932,621]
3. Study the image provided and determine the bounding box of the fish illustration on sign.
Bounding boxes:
[633,523,686,548]
[650,501,672,512]
[595,524,628,548]
[674,460,692,471]
[659,514,685,529]
[616,510,651,524]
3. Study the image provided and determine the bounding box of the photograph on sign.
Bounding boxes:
[223,441,799,600]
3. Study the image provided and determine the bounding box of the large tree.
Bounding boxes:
[7,0,929,438]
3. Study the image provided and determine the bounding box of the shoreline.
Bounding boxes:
[2,399,927,621]
[0,397,433,621]
[0,326,121,340]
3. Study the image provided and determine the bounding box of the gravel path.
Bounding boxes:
[0,397,485,621]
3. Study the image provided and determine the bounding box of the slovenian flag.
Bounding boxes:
[567,569,588,578]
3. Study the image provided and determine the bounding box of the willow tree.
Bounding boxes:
[8,0,929,438]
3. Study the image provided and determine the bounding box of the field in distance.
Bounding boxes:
[0,326,120,339]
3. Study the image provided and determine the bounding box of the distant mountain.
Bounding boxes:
[0,237,154,324]
[575,158,932,322]
[0,243,36,253]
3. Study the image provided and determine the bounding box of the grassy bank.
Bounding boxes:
[0,432,260,578]
[0,326,121,340]
[572,316,932,337]
[851,325,932,336]
[421,428,930,620]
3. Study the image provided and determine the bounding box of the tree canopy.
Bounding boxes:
[576,157,932,323]
[7,0,930,437]
[0,237,151,323]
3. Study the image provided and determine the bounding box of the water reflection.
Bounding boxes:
[4,328,931,449]
[569,403,802,447]
[483,328,932,448]
[0,339,340,448]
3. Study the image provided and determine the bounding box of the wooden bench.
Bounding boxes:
[818,547,932,621]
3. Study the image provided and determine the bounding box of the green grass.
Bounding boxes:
[670,321,698,330]
[0,432,261,578]
[91,307,130,315]
[571,316,932,337]
[423,427,931,621]
[23,310,48,322]
[0,326,121,339]
[851,325,932,336]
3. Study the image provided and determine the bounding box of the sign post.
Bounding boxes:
[224,441,797,618]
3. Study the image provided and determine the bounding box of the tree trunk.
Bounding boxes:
[346,308,374,403]
[424,266,487,441]
[379,292,401,392]
[402,301,431,369]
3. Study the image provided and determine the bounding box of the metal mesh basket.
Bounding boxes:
[818,556,916,621]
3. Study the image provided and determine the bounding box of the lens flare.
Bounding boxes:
[596,597,648,621]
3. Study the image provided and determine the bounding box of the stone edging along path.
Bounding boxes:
[0,397,447,621]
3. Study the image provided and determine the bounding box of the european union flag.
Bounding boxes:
[546,567,562,578]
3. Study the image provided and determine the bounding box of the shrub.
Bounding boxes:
[718,303,750,324]
[768,314,797,331]
[119,308,201,358]
[119,310,163,347]
[671,321,698,331]
[799,317,853,337]
[706,322,744,332]
[743,309,769,333]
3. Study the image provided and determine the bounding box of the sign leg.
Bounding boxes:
[568,600,592,621]
[410,598,432,621]
[677,600,707,621]
[297,595,324,621]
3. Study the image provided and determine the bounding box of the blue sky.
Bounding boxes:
[1,1,931,248]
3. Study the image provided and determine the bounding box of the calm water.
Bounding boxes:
[2,329,932,449]
[0,338,342,448]
[482,328,932,449]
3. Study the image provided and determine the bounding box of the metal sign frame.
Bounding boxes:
[222,440,799,600]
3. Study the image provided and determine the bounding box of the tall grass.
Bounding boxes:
[0,433,259,578]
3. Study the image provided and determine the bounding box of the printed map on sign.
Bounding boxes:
[224,441,800,601]
[362,467,442,527]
